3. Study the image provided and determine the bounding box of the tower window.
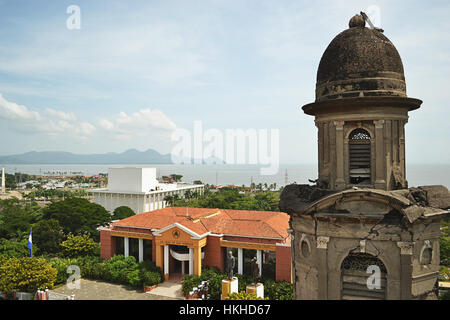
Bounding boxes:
[349,129,371,185]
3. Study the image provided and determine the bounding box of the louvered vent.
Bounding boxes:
[349,129,371,184]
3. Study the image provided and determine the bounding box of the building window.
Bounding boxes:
[341,253,387,300]
[349,128,371,185]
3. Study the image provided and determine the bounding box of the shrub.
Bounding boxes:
[139,260,163,275]
[180,267,293,300]
[225,291,265,300]
[0,238,34,258]
[440,290,450,300]
[126,269,142,287]
[60,234,98,257]
[182,274,202,295]
[50,258,76,285]
[235,273,254,293]
[200,267,227,300]
[140,270,162,287]
[103,255,139,284]
[264,279,293,300]
[77,256,105,280]
[0,257,57,293]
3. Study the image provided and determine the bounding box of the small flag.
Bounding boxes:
[27,229,32,257]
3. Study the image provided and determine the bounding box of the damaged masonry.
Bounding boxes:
[280,13,450,300]
[280,184,450,300]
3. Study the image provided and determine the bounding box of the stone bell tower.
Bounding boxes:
[280,13,450,300]
[302,14,422,191]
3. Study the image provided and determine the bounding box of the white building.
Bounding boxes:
[89,167,204,214]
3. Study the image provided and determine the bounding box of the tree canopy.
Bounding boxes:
[112,206,135,220]
[43,197,111,241]
[172,187,280,211]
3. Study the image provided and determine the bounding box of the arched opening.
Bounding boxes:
[349,128,371,185]
[341,252,387,300]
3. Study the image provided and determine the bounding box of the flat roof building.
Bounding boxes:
[89,167,204,214]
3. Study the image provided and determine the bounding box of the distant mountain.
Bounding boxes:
[0,149,225,165]
[0,149,173,164]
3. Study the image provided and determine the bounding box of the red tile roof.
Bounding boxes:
[111,207,290,240]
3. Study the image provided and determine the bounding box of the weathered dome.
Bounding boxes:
[316,15,406,101]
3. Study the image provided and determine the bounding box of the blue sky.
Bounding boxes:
[0,0,448,164]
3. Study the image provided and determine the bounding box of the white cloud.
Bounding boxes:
[97,108,177,140]
[0,93,179,153]
[0,94,41,122]
[44,108,77,122]
[0,93,94,139]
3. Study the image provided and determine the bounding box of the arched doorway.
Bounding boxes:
[348,128,371,185]
[341,252,387,300]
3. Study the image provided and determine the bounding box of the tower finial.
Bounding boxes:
[349,14,365,28]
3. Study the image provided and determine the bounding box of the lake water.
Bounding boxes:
[2,163,449,188]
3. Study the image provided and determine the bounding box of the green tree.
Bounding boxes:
[112,206,135,220]
[0,257,57,293]
[60,234,98,257]
[170,174,183,182]
[32,219,63,254]
[43,197,110,240]
[0,238,35,258]
[0,198,42,240]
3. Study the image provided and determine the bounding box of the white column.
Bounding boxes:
[181,261,185,275]
[164,245,169,276]
[124,237,129,257]
[256,250,262,277]
[189,248,194,275]
[138,239,144,262]
[1,168,5,194]
[238,248,243,274]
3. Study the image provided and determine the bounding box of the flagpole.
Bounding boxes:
[27,228,32,258]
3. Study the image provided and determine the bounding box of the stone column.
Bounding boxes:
[334,121,345,190]
[124,237,129,258]
[316,236,330,300]
[238,248,243,274]
[374,120,386,189]
[138,239,144,262]
[397,241,414,299]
